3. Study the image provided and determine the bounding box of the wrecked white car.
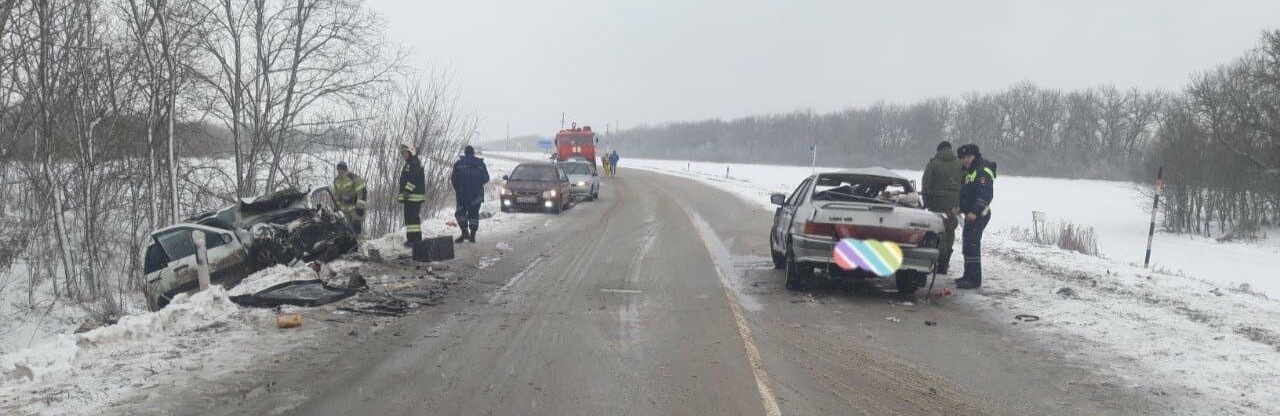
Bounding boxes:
[768,168,944,294]
[142,187,357,310]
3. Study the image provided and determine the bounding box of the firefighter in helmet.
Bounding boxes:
[398,144,427,243]
[332,161,368,238]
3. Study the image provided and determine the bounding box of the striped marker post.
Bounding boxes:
[834,239,904,277]
[1143,166,1163,268]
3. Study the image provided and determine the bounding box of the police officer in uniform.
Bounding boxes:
[956,143,995,289]
[398,144,427,243]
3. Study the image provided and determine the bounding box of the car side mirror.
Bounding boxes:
[502,175,509,181]
[770,193,787,206]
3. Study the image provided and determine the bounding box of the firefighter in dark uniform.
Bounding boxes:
[332,161,368,238]
[450,145,490,243]
[398,144,427,243]
[921,141,963,274]
[956,143,995,289]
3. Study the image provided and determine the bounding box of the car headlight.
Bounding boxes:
[543,189,557,198]
[576,181,586,187]
[501,188,511,196]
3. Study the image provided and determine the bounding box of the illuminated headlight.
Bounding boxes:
[576,181,586,187]
[501,188,512,196]
[544,201,554,208]
[503,200,512,206]
[543,189,557,198]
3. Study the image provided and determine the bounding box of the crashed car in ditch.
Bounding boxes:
[768,168,944,294]
[141,187,358,310]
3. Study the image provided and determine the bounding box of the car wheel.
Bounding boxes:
[769,233,785,269]
[784,239,811,290]
[552,201,563,215]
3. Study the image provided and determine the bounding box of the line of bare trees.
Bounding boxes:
[1148,31,1280,239]
[0,0,474,317]
[612,84,1163,180]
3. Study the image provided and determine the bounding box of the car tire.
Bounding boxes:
[784,239,811,290]
[769,233,785,269]
[552,201,563,215]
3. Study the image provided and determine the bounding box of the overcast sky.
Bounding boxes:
[367,0,1280,139]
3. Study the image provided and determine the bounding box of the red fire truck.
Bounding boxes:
[554,124,599,167]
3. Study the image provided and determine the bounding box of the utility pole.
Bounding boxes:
[561,112,565,130]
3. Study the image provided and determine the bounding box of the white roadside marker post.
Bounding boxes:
[192,230,211,290]
[1032,211,1046,242]
[810,144,817,175]
[1143,167,1164,268]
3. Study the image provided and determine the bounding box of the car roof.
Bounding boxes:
[517,162,559,168]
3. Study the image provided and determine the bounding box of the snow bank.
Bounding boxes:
[227,264,318,296]
[0,286,238,386]
[0,335,77,385]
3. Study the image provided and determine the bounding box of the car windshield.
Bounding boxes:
[510,165,559,181]
[562,163,592,175]
[811,174,914,206]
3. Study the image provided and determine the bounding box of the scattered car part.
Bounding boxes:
[229,280,357,308]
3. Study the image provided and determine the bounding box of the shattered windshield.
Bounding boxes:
[811,174,916,206]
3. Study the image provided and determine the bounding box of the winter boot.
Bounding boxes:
[455,230,469,243]
[467,226,477,243]
[956,262,981,289]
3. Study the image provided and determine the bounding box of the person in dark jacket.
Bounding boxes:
[398,144,427,244]
[450,145,490,243]
[608,151,620,176]
[921,141,964,274]
[956,143,996,289]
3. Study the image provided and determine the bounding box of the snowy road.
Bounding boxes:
[109,162,1168,416]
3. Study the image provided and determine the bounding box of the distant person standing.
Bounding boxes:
[956,144,996,289]
[398,144,427,244]
[920,141,963,274]
[451,145,490,243]
[332,162,368,238]
[608,150,620,176]
[600,154,612,177]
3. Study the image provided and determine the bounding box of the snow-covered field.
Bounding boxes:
[0,156,529,415]
[575,153,1280,416]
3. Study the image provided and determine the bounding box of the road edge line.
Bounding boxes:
[656,184,783,416]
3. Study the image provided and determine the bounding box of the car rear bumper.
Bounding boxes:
[792,234,939,273]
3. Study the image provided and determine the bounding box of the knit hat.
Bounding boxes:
[956,144,980,158]
[336,161,348,170]
[936,141,952,151]
[464,145,475,156]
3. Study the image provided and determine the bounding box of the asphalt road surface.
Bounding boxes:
[132,165,1160,416]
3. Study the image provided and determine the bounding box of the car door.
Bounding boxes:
[558,167,571,199]
[773,178,813,249]
[151,226,248,302]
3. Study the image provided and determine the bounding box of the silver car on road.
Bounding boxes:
[768,168,944,294]
[560,160,600,201]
